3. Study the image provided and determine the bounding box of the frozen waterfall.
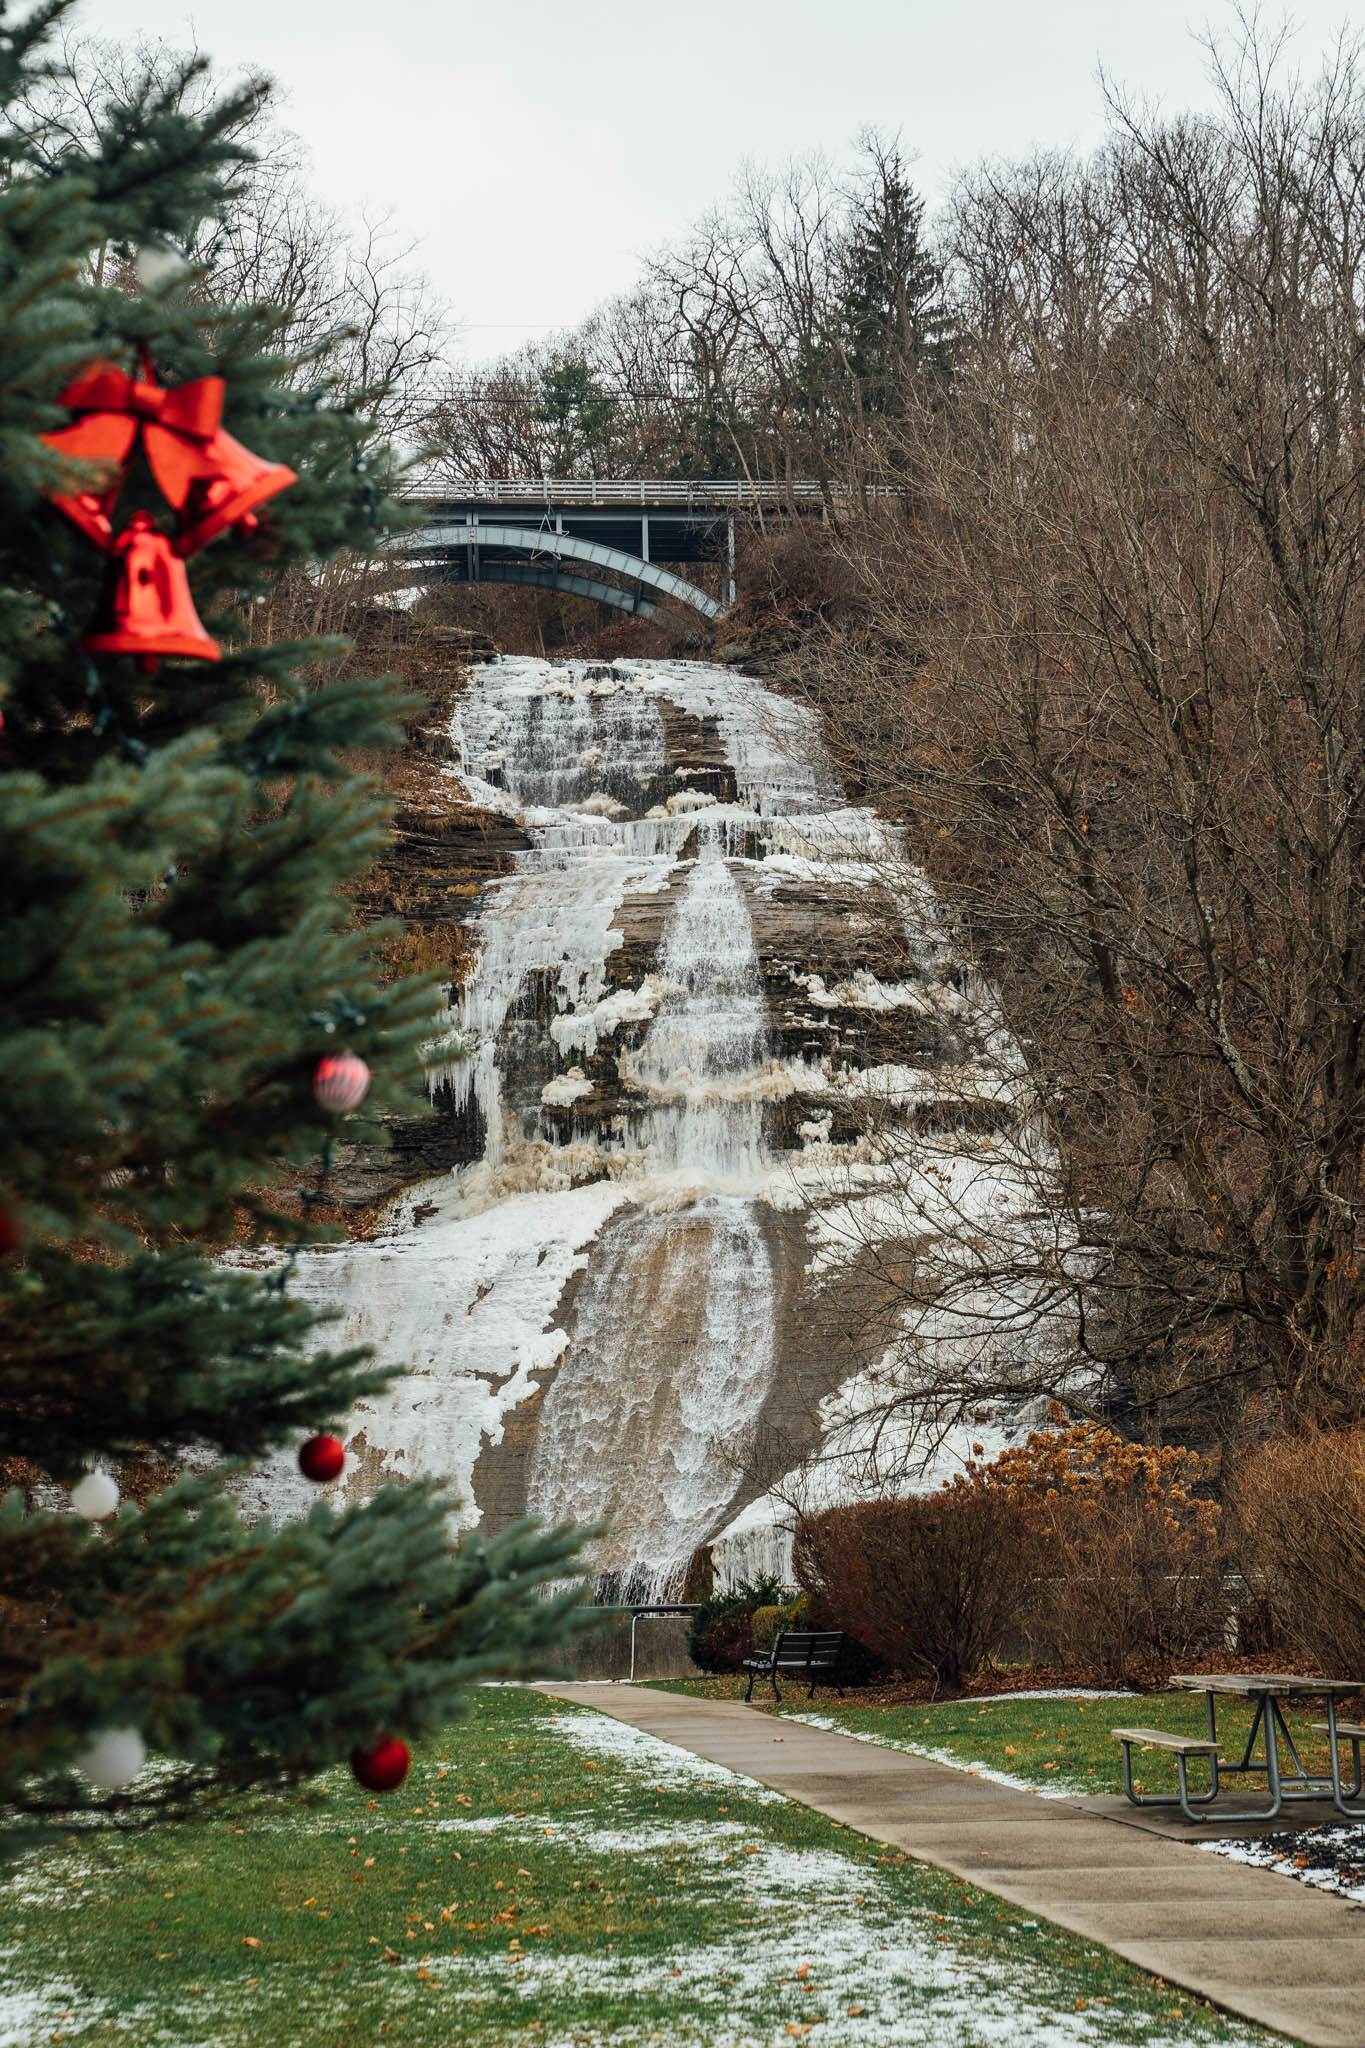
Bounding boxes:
[240,655,1038,1600]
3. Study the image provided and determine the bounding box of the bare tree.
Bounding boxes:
[13,29,450,439]
[818,23,1365,1445]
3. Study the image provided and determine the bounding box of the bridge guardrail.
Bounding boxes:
[405,477,837,509]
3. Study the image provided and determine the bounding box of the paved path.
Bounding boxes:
[541,1683,1365,2048]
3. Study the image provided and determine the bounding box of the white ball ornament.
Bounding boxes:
[70,1469,119,1519]
[77,1726,146,1788]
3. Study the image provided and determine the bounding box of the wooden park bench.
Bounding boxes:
[743,1629,846,1703]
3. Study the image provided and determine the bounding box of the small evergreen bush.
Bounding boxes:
[687,1573,787,1674]
[749,1603,784,1651]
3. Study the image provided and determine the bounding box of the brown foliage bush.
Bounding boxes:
[986,1422,1226,1682]
[1233,1429,1365,1676]
[791,1477,1036,1686]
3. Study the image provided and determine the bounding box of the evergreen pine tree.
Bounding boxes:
[0,4,591,1846]
[532,356,619,475]
[838,142,954,412]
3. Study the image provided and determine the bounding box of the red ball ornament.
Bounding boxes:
[350,1735,410,1793]
[298,1432,346,1483]
[313,1053,371,1113]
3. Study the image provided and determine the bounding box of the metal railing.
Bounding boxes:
[627,1603,698,1681]
[407,476,833,509]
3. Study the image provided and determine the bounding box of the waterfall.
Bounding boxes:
[240,655,1042,1601]
[632,839,771,1185]
[525,1200,775,1602]
[525,825,779,1598]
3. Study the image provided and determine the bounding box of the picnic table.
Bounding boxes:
[1114,1672,1365,1824]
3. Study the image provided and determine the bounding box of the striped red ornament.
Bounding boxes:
[312,1053,370,1113]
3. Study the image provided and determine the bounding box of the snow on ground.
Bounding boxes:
[1201,1822,1365,1903]
[0,1983,107,2048]
[0,1704,1266,2048]
[414,1707,1263,2048]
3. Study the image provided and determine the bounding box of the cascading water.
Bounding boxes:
[243,655,1041,1597]
[633,840,771,1184]
[525,1202,776,1601]
[526,832,778,1597]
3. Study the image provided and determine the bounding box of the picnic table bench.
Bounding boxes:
[1113,1673,1365,1823]
[743,1629,846,1703]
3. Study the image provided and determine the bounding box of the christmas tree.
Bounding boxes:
[0,3,591,1844]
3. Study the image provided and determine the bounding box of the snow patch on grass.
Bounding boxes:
[0,1973,108,2047]
[539,1708,786,1802]
[784,1712,1090,1800]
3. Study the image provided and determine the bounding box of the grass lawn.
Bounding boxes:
[647,1678,1343,1803]
[0,1687,1288,2047]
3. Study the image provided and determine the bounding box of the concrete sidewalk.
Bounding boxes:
[541,1682,1365,2048]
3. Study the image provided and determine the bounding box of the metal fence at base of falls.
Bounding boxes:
[626,1604,699,1682]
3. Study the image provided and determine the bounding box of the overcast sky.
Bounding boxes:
[89,0,1356,362]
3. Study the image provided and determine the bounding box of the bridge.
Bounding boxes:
[400,478,831,621]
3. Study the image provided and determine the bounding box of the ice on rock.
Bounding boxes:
[275,657,1042,1598]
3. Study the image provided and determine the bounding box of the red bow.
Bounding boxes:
[58,364,225,444]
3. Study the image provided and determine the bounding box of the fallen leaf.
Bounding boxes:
[301,1898,317,1908]
[796,1963,811,1981]
[383,1947,401,1964]
[241,1937,262,1949]
[847,2007,866,2018]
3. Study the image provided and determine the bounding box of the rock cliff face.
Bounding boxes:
[241,658,1033,1595]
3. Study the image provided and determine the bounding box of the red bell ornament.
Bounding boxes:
[42,365,225,541]
[41,361,295,558]
[84,513,220,671]
[175,428,297,557]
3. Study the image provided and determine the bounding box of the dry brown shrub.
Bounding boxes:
[1232,1429,1365,1676]
[791,1477,1036,1687]
[987,1422,1226,1682]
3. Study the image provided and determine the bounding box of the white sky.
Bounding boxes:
[87,0,1356,362]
